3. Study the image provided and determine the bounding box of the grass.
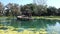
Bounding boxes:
[0,16,60,20]
[32,16,60,20]
[0,25,48,34]
[0,25,58,34]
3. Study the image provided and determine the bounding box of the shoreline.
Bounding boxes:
[0,16,60,20]
[32,16,60,20]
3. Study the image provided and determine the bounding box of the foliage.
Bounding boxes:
[0,2,60,16]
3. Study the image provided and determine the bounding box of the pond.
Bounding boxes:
[0,17,60,34]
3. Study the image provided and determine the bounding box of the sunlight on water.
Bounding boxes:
[47,22,60,34]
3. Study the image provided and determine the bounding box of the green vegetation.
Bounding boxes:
[0,2,60,16]
[0,25,48,34]
[0,0,60,34]
[32,16,60,20]
[0,16,60,20]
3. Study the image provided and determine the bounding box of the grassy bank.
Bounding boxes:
[0,16,60,20]
[0,25,47,34]
[0,16,16,19]
[32,16,60,20]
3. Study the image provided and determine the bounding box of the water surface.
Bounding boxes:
[0,17,60,34]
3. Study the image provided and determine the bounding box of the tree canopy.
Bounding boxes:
[0,2,60,16]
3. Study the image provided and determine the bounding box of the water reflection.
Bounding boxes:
[47,22,60,34]
[1,17,60,34]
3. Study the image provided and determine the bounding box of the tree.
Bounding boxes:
[0,2,4,16]
[21,3,47,16]
[5,3,13,16]
[47,6,57,16]
[11,3,20,16]
[21,4,34,16]
[33,0,47,16]
[5,3,20,16]
[57,8,60,16]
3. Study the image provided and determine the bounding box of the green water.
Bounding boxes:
[0,17,60,34]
